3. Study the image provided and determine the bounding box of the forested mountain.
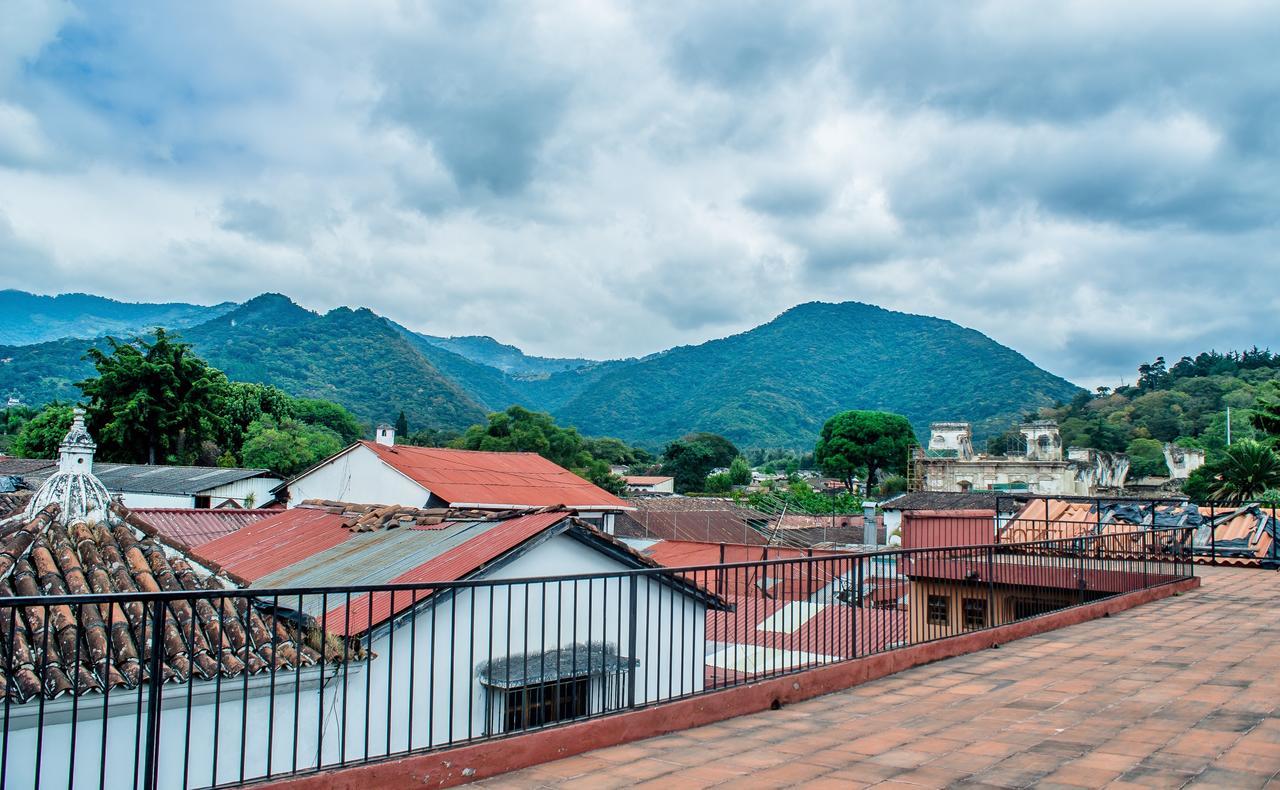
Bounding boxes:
[0,293,1081,447]
[0,290,233,345]
[415,333,593,376]
[548,302,1082,447]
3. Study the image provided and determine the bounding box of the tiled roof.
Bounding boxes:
[131,507,279,548]
[358,442,631,510]
[0,503,351,702]
[614,496,771,544]
[1198,505,1277,565]
[624,476,673,485]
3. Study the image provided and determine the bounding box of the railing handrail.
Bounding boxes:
[0,527,1192,608]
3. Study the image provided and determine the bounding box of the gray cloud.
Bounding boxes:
[0,1,1277,386]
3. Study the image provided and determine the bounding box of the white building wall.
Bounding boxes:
[285,445,428,507]
[115,491,194,508]
[203,476,281,508]
[4,534,709,788]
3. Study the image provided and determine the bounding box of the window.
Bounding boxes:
[193,495,212,509]
[926,595,949,626]
[503,677,590,732]
[962,598,988,630]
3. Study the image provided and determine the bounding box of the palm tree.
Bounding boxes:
[1210,439,1280,503]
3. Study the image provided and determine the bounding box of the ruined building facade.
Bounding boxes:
[910,420,1131,496]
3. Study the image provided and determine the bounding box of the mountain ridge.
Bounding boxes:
[0,290,1082,447]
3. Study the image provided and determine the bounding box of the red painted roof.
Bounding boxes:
[323,511,570,634]
[361,442,631,510]
[132,508,278,547]
[195,507,355,580]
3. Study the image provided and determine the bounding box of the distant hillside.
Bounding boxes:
[550,302,1083,447]
[0,292,1082,448]
[416,334,593,376]
[0,290,233,345]
[0,294,488,432]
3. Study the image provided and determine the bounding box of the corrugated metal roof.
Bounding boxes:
[132,508,278,547]
[361,442,630,510]
[195,507,356,580]
[93,463,278,495]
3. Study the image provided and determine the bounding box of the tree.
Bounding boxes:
[704,472,734,494]
[1126,438,1170,479]
[240,417,345,477]
[457,406,585,469]
[394,410,409,437]
[78,329,230,464]
[815,410,916,491]
[291,398,366,445]
[659,433,739,493]
[1252,383,1280,439]
[580,458,627,495]
[728,456,752,486]
[10,403,74,459]
[1207,440,1280,503]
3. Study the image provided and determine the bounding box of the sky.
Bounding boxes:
[1,1,1278,388]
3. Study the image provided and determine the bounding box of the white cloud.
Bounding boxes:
[0,0,1277,383]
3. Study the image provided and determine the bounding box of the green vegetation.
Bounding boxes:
[80,329,229,464]
[1,294,1082,450]
[659,433,741,493]
[815,410,916,491]
[453,406,649,495]
[744,482,862,515]
[0,290,233,345]
[9,332,366,477]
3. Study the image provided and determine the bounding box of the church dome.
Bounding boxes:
[24,408,114,526]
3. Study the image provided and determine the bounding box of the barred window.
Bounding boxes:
[962,598,988,630]
[927,594,949,626]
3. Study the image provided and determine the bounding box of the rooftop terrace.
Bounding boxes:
[478,566,1280,789]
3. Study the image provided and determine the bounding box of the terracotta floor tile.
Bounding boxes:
[477,568,1280,790]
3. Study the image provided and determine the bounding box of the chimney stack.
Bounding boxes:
[375,423,395,446]
[863,502,878,546]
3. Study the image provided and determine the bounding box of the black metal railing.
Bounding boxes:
[0,530,1195,789]
[992,495,1279,568]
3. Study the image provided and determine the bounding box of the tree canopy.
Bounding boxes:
[660,433,741,493]
[79,329,231,464]
[814,410,916,491]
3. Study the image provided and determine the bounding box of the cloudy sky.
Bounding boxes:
[2,1,1278,387]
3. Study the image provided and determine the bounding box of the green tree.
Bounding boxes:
[815,410,916,491]
[580,458,627,496]
[728,456,752,486]
[1207,439,1280,503]
[10,403,74,459]
[659,433,740,493]
[220,381,296,458]
[1126,438,1170,479]
[394,409,409,437]
[457,406,585,469]
[240,417,345,477]
[78,329,231,464]
[292,398,366,445]
[704,472,734,494]
[1252,382,1280,439]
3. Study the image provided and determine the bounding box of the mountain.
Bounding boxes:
[0,292,1082,448]
[415,334,593,376]
[548,302,1083,447]
[0,294,487,432]
[0,290,234,345]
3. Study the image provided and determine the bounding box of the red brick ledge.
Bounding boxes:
[257,576,1200,790]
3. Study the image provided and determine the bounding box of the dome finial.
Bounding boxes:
[58,407,97,474]
[24,407,112,526]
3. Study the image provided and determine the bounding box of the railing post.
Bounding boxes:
[626,575,638,710]
[1209,503,1216,567]
[142,598,167,790]
[986,545,995,626]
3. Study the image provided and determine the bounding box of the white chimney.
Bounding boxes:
[375,423,396,446]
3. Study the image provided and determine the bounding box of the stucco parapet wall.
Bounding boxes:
[253,575,1201,790]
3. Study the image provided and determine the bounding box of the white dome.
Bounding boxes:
[24,469,113,525]
[23,407,115,526]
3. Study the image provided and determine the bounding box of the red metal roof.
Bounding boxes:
[361,442,631,510]
[901,510,997,549]
[195,507,355,581]
[132,508,278,547]
[323,511,570,634]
